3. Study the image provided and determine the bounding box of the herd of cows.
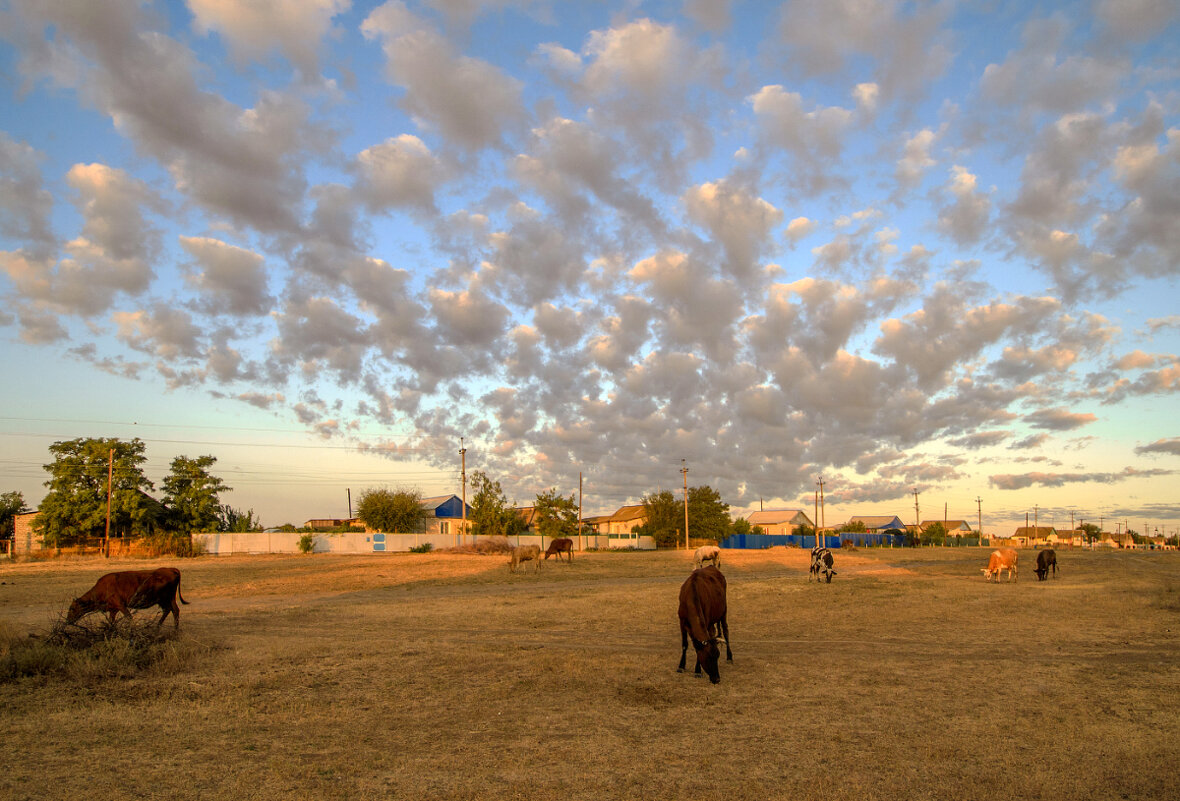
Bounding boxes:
[59,543,1062,685]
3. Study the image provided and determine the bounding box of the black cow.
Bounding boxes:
[1035,548,1058,581]
[677,565,732,684]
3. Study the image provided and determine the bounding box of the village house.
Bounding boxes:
[744,509,813,535]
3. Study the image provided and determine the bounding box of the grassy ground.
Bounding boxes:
[2,546,1178,800]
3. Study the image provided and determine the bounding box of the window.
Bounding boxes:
[440,521,450,535]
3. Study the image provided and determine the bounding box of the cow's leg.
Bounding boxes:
[678,624,689,672]
[720,615,733,663]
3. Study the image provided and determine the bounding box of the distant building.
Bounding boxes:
[744,509,813,535]
[585,505,647,536]
[920,519,973,535]
[849,515,907,533]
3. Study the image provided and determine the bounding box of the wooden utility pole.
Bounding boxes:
[104,448,113,558]
[976,497,983,545]
[460,438,467,547]
[347,488,352,520]
[578,471,584,551]
[681,460,689,550]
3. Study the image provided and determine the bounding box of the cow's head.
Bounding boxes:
[65,598,91,624]
[981,568,995,581]
[693,637,722,684]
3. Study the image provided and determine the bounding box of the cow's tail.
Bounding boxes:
[177,579,190,605]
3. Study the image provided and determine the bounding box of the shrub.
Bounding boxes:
[297,533,315,554]
[409,542,434,553]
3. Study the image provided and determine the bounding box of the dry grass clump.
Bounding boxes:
[442,536,513,555]
[0,615,215,683]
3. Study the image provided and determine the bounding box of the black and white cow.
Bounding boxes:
[809,545,836,583]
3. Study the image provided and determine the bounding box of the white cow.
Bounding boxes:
[692,544,721,571]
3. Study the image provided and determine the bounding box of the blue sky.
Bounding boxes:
[1,0,1178,534]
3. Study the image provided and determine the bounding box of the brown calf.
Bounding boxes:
[677,565,733,684]
[67,567,189,628]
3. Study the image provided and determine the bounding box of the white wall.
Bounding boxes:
[193,531,656,555]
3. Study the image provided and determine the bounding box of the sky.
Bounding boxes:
[1,0,1178,535]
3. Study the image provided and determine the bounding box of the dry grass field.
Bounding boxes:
[2,546,1178,801]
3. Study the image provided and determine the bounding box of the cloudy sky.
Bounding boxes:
[1,0,1178,534]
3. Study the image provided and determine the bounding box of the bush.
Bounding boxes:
[1,617,215,683]
[297,533,315,554]
[409,542,434,553]
[139,531,205,558]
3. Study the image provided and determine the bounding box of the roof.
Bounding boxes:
[850,515,906,529]
[1013,526,1057,537]
[514,506,539,525]
[746,509,811,526]
[921,520,972,531]
[606,504,646,522]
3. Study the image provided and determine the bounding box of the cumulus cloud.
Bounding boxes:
[362,1,525,151]
[180,236,272,316]
[187,0,349,76]
[0,133,55,255]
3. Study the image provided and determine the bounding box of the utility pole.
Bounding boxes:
[681,460,689,550]
[578,471,584,552]
[816,476,826,546]
[105,448,114,558]
[460,438,467,547]
[1034,504,1039,547]
[347,488,352,520]
[912,488,920,545]
[976,496,983,545]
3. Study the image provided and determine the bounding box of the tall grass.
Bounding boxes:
[0,616,216,683]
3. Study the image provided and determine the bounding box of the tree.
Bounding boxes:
[162,455,230,533]
[687,485,731,542]
[357,487,430,533]
[921,522,947,546]
[636,489,682,548]
[36,437,156,547]
[837,520,867,534]
[730,517,752,537]
[534,488,578,540]
[794,522,816,539]
[466,472,527,539]
[1079,522,1101,545]
[219,505,262,532]
[1,490,28,540]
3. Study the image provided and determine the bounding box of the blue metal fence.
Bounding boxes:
[719,532,906,549]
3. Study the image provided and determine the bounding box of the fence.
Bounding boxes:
[719,533,848,550]
[193,530,657,555]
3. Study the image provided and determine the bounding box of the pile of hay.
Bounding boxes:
[443,537,514,555]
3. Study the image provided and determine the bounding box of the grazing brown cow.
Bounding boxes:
[66,567,189,628]
[544,537,574,562]
[982,548,1019,582]
[677,565,733,684]
[1035,548,1058,580]
[509,544,542,573]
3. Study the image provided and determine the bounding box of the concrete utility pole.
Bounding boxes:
[816,476,826,544]
[912,488,920,544]
[105,448,114,558]
[681,460,689,550]
[347,488,352,520]
[976,496,983,544]
[578,471,584,551]
[460,438,467,547]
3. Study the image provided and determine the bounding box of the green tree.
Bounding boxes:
[357,487,430,533]
[1079,522,1101,545]
[219,505,262,532]
[921,522,947,546]
[837,520,867,534]
[687,485,731,542]
[534,488,578,540]
[162,455,230,533]
[730,517,752,536]
[636,489,682,548]
[467,472,527,539]
[794,521,816,539]
[1,490,28,540]
[35,437,156,547]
